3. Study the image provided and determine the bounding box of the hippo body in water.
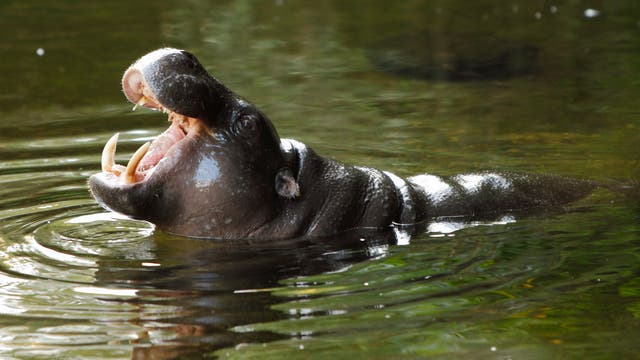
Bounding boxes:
[88,48,599,239]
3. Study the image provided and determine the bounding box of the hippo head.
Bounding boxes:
[89,48,300,238]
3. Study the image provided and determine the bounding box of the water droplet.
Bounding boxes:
[584,8,600,18]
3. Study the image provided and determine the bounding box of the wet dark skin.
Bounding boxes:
[88,48,601,239]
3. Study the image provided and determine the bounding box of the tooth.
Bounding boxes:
[124,142,150,184]
[132,96,147,111]
[101,133,119,173]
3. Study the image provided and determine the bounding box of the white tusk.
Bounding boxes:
[132,96,147,111]
[101,133,119,173]
[124,142,150,184]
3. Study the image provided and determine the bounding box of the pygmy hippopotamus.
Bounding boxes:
[88,48,600,239]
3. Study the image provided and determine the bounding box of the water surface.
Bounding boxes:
[0,1,639,358]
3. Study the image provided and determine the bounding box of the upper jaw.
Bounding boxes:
[99,50,203,186]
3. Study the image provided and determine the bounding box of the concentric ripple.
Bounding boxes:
[0,124,190,358]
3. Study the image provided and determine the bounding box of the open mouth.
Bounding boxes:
[100,69,199,184]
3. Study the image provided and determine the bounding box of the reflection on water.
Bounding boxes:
[0,0,639,359]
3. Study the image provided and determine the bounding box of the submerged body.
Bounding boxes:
[88,48,598,239]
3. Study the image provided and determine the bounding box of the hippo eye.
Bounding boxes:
[234,114,258,134]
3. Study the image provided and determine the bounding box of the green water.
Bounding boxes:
[0,1,639,359]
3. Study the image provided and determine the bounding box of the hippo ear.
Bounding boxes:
[275,168,300,199]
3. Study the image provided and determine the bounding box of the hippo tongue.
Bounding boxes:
[136,123,186,174]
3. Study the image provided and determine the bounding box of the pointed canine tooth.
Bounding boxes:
[124,142,150,184]
[101,133,119,173]
[132,96,147,111]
